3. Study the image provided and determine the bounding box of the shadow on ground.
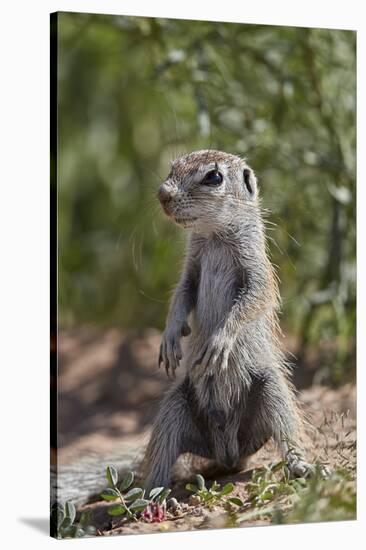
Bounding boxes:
[54,327,356,468]
[18,518,49,536]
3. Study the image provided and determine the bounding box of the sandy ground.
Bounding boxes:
[55,328,356,536]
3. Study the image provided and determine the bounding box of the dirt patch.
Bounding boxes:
[75,384,355,536]
[55,328,356,536]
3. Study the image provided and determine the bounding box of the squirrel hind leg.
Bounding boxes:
[143,378,210,491]
[238,369,309,471]
[237,371,272,458]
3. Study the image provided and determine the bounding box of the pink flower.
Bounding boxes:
[142,503,166,523]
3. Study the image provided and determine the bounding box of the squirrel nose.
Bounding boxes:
[158,183,174,206]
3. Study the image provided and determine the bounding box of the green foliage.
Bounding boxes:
[245,461,308,508]
[50,501,96,539]
[106,464,119,487]
[234,460,356,525]
[280,469,356,524]
[186,474,243,508]
[100,465,171,521]
[56,13,356,382]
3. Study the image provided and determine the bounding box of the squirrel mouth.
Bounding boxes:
[173,216,197,226]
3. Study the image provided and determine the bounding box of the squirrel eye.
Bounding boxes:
[201,169,223,186]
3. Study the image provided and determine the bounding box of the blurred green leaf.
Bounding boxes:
[107,504,126,516]
[79,510,93,526]
[196,474,206,491]
[57,13,356,385]
[124,487,144,502]
[220,483,234,496]
[64,502,76,525]
[119,472,134,492]
[228,497,244,507]
[149,487,164,500]
[157,488,171,504]
[100,488,119,501]
[129,499,150,512]
[106,465,118,488]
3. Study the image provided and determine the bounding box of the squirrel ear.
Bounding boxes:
[243,168,257,198]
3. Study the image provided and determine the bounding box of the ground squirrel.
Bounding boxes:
[143,149,314,490]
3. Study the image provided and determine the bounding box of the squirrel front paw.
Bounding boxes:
[159,321,191,378]
[193,331,233,372]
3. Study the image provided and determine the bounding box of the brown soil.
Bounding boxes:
[56,328,356,536]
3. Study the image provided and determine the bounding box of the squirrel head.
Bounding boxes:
[157,149,259,232]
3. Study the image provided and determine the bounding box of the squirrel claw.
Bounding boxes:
[165,362,171,379]
[285,450,330,479]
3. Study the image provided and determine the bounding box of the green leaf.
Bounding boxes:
[60,525,74,538]
[100,488,119,501]
[185,483,197,492]
[106,465,118,488]
[74,527,85,538]
[220,483,234,496]
[61,517,73,529]
[292,477,307,487]
[259,491,274,501]
[64,501,76,525]
[51,505,65,529]
[196,474,206,490]
[271,460,286,473]
[158,488,171,504]
[84,525,97,536]
[149,487,164,500]
[228,497,244,506]
[119,471,134,491]
[107,504,126,517]
[124,487,144,502]
[63,525,85,538]
[79,510,92,526]
[211,481,221,492]
[129,499,150,513]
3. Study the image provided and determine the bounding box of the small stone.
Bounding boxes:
[188,495,201,507]
[191,506,203,516]
[167,497,180,511]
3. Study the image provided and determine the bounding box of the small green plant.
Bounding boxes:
[277,467,356,524]
[246,461,307,508]
[100,465,171,523]
[235,460,356,525]
[186,474,244,509]
[50,501,96,539]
